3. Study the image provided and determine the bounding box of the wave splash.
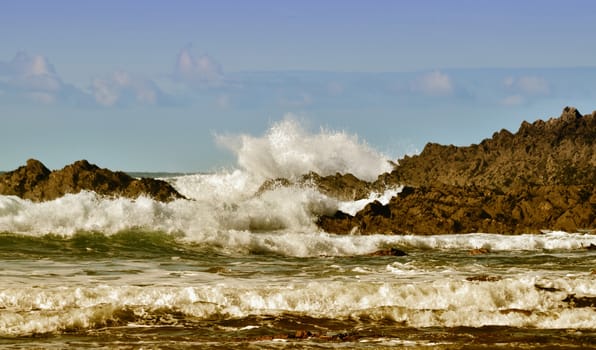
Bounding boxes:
[1,117,594,256]
[215,116,392,182]
[0,117,399,242]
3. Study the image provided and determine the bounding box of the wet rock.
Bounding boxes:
[255,177,292,195]
[534,284,561,292]
[368,247,407,256]
[292,330,314,339]
[466,275,501,282]
[318,107,596,235]
[301,171,373,201]
[257,171,373,201]
[469,248,490,255]
[562,294,596,308]
[0,159,185,202]
[499,309,532,316]
[319,183,595,235]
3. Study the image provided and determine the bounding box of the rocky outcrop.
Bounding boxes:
[258,171,373,201]
[0,159,185,202]
[377,107,595,190]
[318,184,595,234]
[318,107,596,234]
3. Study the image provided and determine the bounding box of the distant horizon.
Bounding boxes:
[2,102,593,174]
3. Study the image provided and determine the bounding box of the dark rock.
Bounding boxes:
[256,177,292,195]
[368,247,407,256]
[562,294,596,308]
[292,330,314,339]
[0,159,51,199]
[0,159,185,202]
[319,183,595,235]
[317,107,596,235]
[257,171,373,201]
[499,309,533,316]
[377,107,596,190]
[534,284,561,292]
[466,275,501,282]
[301,172,373,201]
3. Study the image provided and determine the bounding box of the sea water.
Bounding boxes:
[1,119,594,349]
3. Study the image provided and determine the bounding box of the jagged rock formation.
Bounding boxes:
[257,171,373,201]
[377,107,595,189]
[318,107,596,234]
[0,159,185,202]
[318,184,594,234]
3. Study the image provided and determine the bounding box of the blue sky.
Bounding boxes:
[1,0,595,172]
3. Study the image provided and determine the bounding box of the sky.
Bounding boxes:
[1,0,595,172]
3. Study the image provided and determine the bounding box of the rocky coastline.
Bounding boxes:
[0,159,184,202]
[317,107,595,234]
[1,106,594,235]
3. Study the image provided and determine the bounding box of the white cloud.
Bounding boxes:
[174,46,223,85]
[410,70,454,96]
[91,77,120,107]
[503,76,550,96]
[0,51,64,101]
[3,51,56,77]
[90,71,163,107]
[501,94,525,106]
[0,51,175,107]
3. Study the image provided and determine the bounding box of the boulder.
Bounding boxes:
[0,159,185,202]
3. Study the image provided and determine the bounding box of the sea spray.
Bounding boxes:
[215,117,393,182]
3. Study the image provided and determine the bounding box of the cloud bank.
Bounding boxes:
[1,49,592,115]
[91,71,167,107]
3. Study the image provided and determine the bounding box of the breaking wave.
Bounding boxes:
[215,117,392,182]
[1,273,595,336]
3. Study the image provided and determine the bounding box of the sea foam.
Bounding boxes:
[1,274,595,336]
[1,190,594,256]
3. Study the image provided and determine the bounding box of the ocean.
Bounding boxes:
[1,120,595,349]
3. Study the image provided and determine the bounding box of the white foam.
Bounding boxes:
[215,117,392,182]
[1,191,595,256]
[0,186,338,243]
[378,232,596,251]
[1,274,594,336]
[338,186,402,216]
